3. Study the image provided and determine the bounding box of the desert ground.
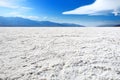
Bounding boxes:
[0,27,120,80]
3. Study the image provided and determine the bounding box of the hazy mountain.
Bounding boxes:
[98,24,120,27]
[0,16,84,27]
[114,24,120,27]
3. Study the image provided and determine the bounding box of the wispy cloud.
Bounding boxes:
[0,0,31,9]
[6,11,40,20]
[0,0,17,8]
[0,0,34,19]
[63,0,120,16]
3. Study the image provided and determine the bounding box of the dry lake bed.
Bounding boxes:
[0,27,120,80]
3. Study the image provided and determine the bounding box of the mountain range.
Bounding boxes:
[98,24,120,27]
[0,16,84,27]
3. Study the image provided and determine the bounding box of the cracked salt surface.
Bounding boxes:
[0,27,120,80]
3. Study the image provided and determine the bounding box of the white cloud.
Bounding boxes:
[63,0,120,16]
[0,0,33,18]
[0,0,17,8]
[6,11,40,20]
[22,16,41,20]
[0,0,31,10]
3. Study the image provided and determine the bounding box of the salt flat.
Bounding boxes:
[0,27,120,80]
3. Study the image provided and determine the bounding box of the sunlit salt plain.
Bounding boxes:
[0,27,120,80]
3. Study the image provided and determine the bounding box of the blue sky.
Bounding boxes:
[0,0,120,26]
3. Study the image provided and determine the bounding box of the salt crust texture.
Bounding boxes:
[0,27,120,80]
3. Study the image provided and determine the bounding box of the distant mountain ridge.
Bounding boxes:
[98,24,120,27]
[0,16,84,27]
